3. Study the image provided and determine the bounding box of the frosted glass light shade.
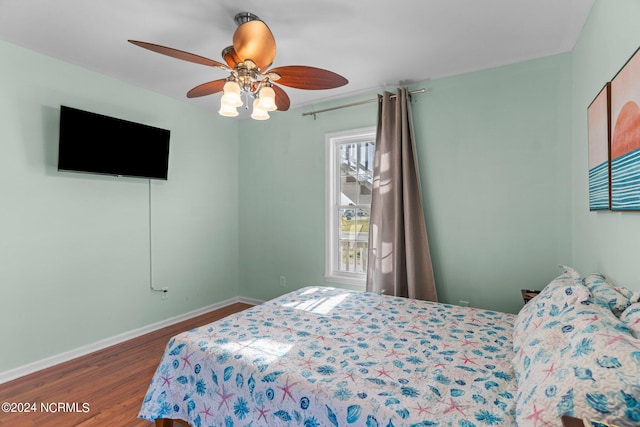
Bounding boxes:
[257,86,277,111]
[219,101,239,117]
[222,81,242,107]
[251,99,269,120]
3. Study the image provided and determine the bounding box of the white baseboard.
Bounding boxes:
[0,295,265,385]
[237,296,266,306]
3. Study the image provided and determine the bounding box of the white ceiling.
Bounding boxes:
[0,0,594,113]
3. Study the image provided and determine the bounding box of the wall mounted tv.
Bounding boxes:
[58,106,170,180]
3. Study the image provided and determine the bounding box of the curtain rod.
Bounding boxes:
[302,88,426,118]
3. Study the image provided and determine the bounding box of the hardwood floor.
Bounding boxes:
[0,302,252,427]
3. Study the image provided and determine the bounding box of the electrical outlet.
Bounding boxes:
[161,287,169,300]
[459,300,470,307]
[279,276,286,288]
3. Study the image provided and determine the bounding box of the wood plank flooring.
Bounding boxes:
[0,302,252,427]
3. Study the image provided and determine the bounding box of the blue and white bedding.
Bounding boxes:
[512,267,640,426]
[139,286,518,426]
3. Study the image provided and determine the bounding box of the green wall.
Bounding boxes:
[571,0,640,287]
[238,95,378,302]
[411,53,573,312]
[0,40,240,373]
[238,53,574,314]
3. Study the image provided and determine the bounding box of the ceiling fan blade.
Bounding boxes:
[128,40,228,69]
[232,20,276,70]
[187,79,227,98]
[272,84,290,111]
[268,66,348,90]
[221,46,241,68]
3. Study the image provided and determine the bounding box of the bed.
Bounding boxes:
[139,267,640,426]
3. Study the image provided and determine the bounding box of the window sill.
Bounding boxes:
[324,273,366,288]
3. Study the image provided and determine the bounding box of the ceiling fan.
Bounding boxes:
[129,12,348,120]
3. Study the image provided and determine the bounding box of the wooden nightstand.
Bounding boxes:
[561,416,585,427]
[521,289,541,304]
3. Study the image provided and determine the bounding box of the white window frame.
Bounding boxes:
[325,126,376,287]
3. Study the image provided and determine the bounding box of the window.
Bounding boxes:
[325,127,376,286]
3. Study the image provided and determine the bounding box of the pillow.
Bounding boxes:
[584,274,634,317]
[620,302,640,338]
[513,298,640,426]
[542,266,583,295]
[614,287,640,305]
[513,269,589,351]
[560,264,581,279]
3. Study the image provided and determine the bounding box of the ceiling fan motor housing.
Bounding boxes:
[234,12,261,26]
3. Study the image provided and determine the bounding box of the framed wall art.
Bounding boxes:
[610,47,640,211]
[587,82,611,211]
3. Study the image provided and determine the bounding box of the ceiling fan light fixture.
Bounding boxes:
[257,86,277,111]
[218,99,239,117]
[130,11,348,122]
[221,81,243,107]
[251,99,270,120]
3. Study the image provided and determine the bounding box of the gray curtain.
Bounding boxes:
[366,88,437,301]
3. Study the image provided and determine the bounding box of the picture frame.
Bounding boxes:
[610,47,640,211]
[587,82,611,211]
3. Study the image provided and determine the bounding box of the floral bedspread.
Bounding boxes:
[139,287,517,426]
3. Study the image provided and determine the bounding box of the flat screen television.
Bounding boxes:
[58,106,170,180]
